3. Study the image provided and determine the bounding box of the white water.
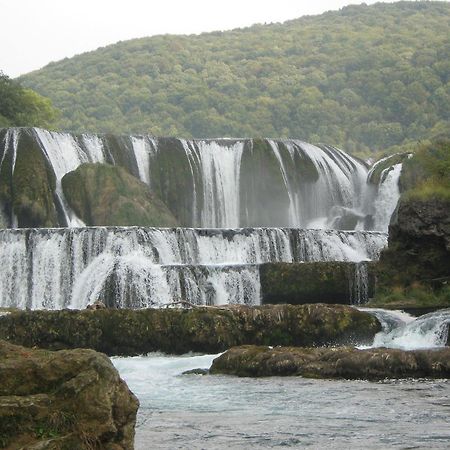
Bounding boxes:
[34,128,107,227]
[0,227,386,309]
[372,164,403,231]
[360,308,450,350]
[195,141,244,228]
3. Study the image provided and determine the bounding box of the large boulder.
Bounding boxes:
[0,340,138,449]
[0,304,381,356]
[62,163,179,226]
[210,345,450,380]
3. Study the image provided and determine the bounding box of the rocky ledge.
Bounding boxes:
[0,304,380,356]
[0,340,138,449]
[210,345,450,380]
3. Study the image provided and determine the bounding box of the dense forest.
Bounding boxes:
[20,1,450,157]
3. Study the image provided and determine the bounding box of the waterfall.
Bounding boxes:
[360,308,450,350]
[195,140,244,228]
[34,128,107,227]
[0,128,394,230]
[372,164,402,231]
[350,262,370,305]
[0,227,386,310]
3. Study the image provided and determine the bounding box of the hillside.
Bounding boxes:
[20,1,450,156]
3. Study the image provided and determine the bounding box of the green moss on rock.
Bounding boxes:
[209,345,450,379]
[0,304,381,356]
[62,162,179,226]
[4,130,58,227]
[0,340,138,449]
[260,262,375,305]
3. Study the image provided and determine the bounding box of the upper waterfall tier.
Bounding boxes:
[0,128,397,231]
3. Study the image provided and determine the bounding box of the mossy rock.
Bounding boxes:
[260,262,376,305]
[0,339,138,449]
[368,152,410,185]
[239,139,291,227]
[210,345,450,379]
[0,129,58,227]
[0,304,381,356]
[62,162,179,226]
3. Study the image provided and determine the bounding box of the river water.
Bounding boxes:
[113,309,450,449]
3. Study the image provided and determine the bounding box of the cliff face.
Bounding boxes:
[377,198,450,288]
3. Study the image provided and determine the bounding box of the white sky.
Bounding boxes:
[0,0,405,77]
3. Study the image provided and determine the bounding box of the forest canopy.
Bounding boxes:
[19,1,450,156]
[0,72,58,128]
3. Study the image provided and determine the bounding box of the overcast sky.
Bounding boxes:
[0,0,411,77]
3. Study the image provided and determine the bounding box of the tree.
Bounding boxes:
[0,71,59,128]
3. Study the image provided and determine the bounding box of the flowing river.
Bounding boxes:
[113,309,450,449]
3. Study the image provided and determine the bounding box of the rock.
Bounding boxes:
[87,299,107,310]
[62,163,179,227]
[0,304,381,356]
[0,129,58,227]
[260,262,376,305]
[210,345,450,380]
[377,198,450,289]
[182,368,209,375]
[0,340,138,449]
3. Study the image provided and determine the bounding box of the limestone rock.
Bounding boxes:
[0,304,381,356]
[62,163,179,227]
[0,340,139,449]
[210,345,450,379]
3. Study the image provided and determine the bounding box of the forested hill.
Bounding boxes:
[20,1,450,156]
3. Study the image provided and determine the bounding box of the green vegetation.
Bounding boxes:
[371,283,450,309]
[0,72,58,128]
[401,138,450,200]
[19,2,450,156]
[62,163,179,226]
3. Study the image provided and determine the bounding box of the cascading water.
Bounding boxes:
[0,227,386,309]
[0,128,402,230]
[0,127,406,309]
[360,308,450,350]
[372,164,402,231]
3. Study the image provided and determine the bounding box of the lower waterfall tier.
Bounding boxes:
[0,227,385,309]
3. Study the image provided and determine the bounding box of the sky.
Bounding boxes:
[0,0,405,77]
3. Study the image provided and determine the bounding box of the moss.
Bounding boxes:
[149,138,199,226]
[62,163,179,226]
[260,262,375,305]
[240,139,291,227]
[0,305,381,356]
[11,130,58,227]
[368,152,410,185]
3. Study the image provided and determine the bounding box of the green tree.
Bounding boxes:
[0,71,59,128]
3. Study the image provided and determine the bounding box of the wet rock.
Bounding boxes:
[210,345,450,380]
[0,304,380,356]
[260,262,376,305]
[0,340,139,449]
[62,163,179,227]
[377,198,450,289]
[182,368,209,375]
